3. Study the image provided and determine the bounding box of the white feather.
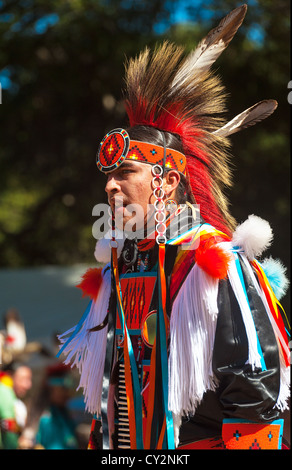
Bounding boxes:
[213,100,278,137]
[172,5,247,89]
[232,215,273,260]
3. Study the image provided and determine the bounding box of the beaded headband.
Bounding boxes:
[96,128,187,175]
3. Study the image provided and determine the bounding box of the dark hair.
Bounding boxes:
[2,361,30,373]
[126,126,193,204]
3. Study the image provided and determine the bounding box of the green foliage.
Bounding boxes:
[0,0,290,288]
[0,0,167,265]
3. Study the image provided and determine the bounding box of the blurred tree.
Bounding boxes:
[0,0,290,316]
[0,0,169,265]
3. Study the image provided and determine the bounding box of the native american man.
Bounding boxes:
[58,5,290,450]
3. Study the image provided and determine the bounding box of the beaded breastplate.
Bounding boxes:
[115,271,158,448]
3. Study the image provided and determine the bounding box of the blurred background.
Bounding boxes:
[0,0,290,449]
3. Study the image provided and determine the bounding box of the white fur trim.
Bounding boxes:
[94,229,125,263]
[260,256,289,301]
[232,214,273,260]
[58,265,111,415]
[168,263,219,417]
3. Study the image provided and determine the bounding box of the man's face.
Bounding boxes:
[13,366,32,399]
[105,161,155,232]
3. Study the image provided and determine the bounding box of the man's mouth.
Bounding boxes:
[110,197,126,212]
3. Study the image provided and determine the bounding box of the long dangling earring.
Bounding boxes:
[151,164,166,244]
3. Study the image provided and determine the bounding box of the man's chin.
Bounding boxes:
[114,219,147,239]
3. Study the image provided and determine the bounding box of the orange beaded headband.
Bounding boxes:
[96,128,187,175]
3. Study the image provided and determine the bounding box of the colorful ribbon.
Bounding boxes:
[112,246,144,449]
[252,259,290,367]
[57,300,92,359]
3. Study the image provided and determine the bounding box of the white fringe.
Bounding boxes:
[225,247,263,370]
[58,265,111,415]
[168,263,219,417]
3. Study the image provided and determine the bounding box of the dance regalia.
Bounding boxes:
[58,206,290,450]
[58,5,290,450]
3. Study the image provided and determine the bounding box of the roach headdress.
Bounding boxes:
[120,4,277,236]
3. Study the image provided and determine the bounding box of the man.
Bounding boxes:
[0,363,32,449]
[58,5,290,450]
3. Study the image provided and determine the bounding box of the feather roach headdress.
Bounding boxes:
[121,4,277,235]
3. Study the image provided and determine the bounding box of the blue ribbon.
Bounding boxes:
[157,265,175,449]
[115,278,144,449]
[233,253,267,371]
[56,300,92,358]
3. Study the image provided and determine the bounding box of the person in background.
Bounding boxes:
[33,363,78,450]
[0,362,32,449]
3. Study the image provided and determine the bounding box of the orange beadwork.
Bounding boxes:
[222,419,284,449]
[96,128,186,175]
[97,128,130,172]
[116,275,156,333]
[127,141,186,175]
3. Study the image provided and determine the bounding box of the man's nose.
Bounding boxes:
[105,174,120,194]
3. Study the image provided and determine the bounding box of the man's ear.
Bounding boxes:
[163,170,180,198]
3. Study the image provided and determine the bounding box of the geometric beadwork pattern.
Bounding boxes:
[96,128,186,175]
[116,274,157,333]
[96,128,130,173]
[222,419,284,450]
[127,141,186,175]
